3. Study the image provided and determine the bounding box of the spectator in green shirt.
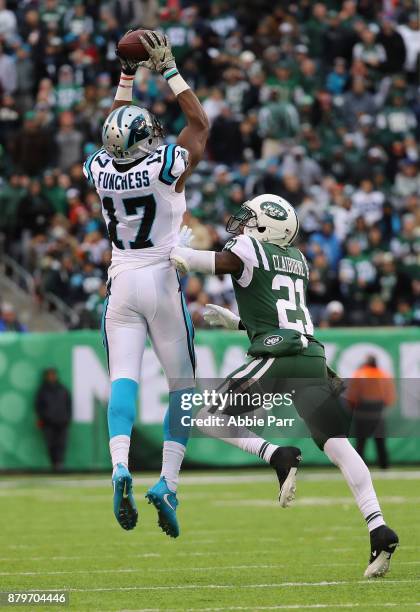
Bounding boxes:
[305,3,328,57]
[42,172,68,216]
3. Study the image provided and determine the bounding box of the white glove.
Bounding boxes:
[170,245,216,275]
[203,304,241,330]
[139,30,177,74]
[170,245,191,274]
[177,225,193,247]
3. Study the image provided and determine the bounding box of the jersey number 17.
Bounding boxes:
[102,195,156,249]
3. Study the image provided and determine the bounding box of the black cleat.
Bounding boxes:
[364,525,399,578]
[269,446,302,507]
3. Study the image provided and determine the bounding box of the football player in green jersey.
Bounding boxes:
[170,194,399,578]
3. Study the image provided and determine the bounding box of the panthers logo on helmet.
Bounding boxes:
[261,201,288,220]
[264,335,283,346]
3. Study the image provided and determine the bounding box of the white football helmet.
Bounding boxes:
[102,105,163,164]
[226,194,299,247]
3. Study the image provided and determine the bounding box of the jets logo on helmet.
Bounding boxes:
[102,105,163,164]
[260,201,288,220]
[226,193,299,247]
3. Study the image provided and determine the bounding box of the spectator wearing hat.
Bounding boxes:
[0,303,27,332]
[320,300,347,327]
[352,25,386,74]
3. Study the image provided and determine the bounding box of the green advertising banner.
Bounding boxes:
[0,328,419,470]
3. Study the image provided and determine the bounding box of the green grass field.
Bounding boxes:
[1,469,419,611]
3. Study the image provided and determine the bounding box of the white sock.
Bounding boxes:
[161,441,186,492]
[195,406,278,463]
[109,435,130,473]
[324,438,385,532]
[221,437,278,463]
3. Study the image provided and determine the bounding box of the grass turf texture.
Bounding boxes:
[0,469,419,611]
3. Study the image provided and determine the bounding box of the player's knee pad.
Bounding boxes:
[163,387,193,446]
[108,378,138,437]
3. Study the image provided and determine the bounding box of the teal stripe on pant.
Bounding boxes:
[180,291,196,374]
[101,296,110,373]
[108,378,138,438]
[163,387,194,446]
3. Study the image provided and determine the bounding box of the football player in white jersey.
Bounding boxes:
[83,31,209,537]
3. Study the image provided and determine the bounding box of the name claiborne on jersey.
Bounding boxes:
[272,254,308,279]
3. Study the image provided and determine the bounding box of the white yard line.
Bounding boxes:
[2,560,420,577]
[1,470,419,490]
[122,605,420,612]
[64,579,419,593]
[0,564,286,577]
[213,495,420,507]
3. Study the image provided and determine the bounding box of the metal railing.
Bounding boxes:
[0,250,80,329]
[1,253,35,293]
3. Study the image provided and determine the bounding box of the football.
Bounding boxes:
[117,29,150,61]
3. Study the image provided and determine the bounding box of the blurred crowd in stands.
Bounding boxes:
[0,0,419,330]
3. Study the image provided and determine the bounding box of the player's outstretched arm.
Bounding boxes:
[170,245,241,276]
[140,31,209,191]
[109,34,141,113]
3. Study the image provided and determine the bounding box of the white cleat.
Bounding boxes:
[364,550,393,578]
[279,467,298,508]
[364,525,399,578]
[270,447,301,508]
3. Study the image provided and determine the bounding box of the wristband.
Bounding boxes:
[115,73,134,101]
[162,67,190,96]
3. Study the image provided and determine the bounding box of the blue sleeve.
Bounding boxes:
[158,144,188,185]
[83,148,104,186]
